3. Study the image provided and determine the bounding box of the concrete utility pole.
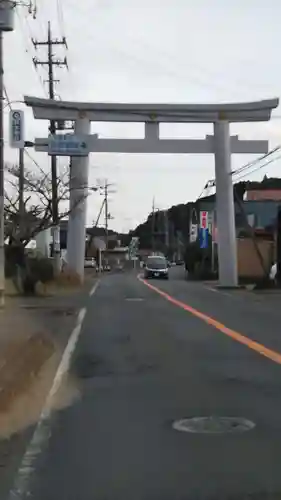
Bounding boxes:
[102,180,115,249]
[0,29,4,308]
[18,147,24,231]
[0,1,15,307]
[32,22,68,275]
[164,210,169,250]
[104,182,108,249]
[151,197,156,252]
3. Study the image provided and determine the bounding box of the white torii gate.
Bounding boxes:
[24,96,279,287]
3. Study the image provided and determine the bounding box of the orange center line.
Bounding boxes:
[138,276,281,366]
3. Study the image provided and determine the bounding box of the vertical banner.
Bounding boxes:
[200,211,208,229]
[199,228,209,249]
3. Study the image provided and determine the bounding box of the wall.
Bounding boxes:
[237,238,274,279]
[35,228,51,257]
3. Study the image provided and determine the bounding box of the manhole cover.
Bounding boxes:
[172,416,255,434]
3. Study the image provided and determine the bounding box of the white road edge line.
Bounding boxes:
[8,280,100,500]
[89,279,100,296]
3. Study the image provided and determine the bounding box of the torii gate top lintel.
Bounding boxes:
[24,96,279,123]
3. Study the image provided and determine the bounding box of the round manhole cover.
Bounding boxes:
[172,416,255,434]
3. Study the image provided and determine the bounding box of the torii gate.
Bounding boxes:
[24,96,279,287]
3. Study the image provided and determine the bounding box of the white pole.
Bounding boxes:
[0,31,4,307]
[99,249,102,273]
[214,120,238,287]
[66,117,90,282]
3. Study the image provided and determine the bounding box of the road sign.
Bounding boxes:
[199,228,209,249]
[129,237,139,258]
[9,110,24,148]
[48,134,89,156]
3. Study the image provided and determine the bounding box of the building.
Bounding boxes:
[198,200,280,234]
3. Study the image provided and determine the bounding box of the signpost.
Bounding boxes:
[9,109,24,148]
[129,237,139,268]
[48,134,89,156]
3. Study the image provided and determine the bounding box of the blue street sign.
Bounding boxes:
[48,134,89,157]
[199,228,209,249]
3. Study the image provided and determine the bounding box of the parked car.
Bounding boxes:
[144,255,169,280]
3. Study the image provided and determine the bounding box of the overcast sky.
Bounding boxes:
[4,0,281,232]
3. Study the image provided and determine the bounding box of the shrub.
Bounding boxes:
[23,257,54,295]
[5,244,25,278]
[26,256,54,284]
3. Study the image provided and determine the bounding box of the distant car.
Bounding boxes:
[175,260,184,266]
[144,255,169,280]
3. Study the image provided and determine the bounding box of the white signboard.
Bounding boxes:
[48,134,89,156]
[208,212,214,234]
[9,110,24,148]
[190,224,198,242]
[93,237,106,251]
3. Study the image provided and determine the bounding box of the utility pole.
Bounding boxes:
[164,210,169,250]
[18,147,24,231]
[104,182,108,249]
[0,30,4,308]
[101,180,115,250]
[151,197,155,253]
[0,1,16,307]
[32,22,68,275]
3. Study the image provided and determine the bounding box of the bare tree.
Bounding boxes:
[4,162,72,247]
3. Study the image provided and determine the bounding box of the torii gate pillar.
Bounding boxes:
[214,121,238,287]
[66,117,90,282]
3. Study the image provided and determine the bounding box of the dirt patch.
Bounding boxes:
[0,336,81,440]
[0,334,54,414]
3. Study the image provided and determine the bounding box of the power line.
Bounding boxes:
[235,154,281,182]
[198,145,281,198]
[56,0,66,37]
[15,9,48,96]
[232,146,281,177]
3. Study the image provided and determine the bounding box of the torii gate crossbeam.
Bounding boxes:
[24,96,279,288]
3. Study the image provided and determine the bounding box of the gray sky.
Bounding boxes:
[4,0,281,232]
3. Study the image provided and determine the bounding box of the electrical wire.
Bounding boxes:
[86,24,278,99]
[232,146,281,177]
[234,154,281,182]
[197,146,281,199]
[56,0,65,37]
[15,9,48,97]
[125,36,275,97]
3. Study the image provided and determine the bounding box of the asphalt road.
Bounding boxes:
[14,268,281,500]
